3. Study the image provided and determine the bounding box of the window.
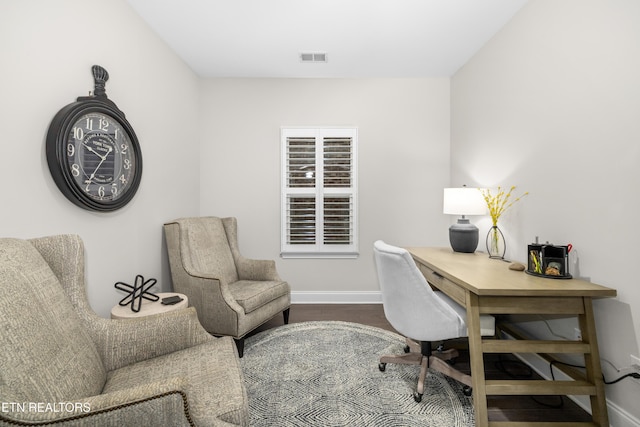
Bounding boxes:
[281,128,358,258]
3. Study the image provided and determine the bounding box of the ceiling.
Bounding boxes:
[126,0,528,78]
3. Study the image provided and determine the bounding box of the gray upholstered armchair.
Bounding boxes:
[163,217,291,357]
[0,234,248,426]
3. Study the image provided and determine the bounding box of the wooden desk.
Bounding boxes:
[407,247,616,427]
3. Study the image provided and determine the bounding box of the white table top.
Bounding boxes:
[111,292,188,319]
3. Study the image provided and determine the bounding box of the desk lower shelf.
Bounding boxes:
[483,339,591,354]
[485,379,596,396]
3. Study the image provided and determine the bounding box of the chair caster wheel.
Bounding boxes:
[413,391,423,402]
[378,363,386,372]
[463,386,472,396]
[404,345,411,353]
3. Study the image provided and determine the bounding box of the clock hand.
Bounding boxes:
[83,143,105,160]
[87,145,113,179]
[89,158,106,181]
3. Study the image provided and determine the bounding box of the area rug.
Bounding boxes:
[241,321,474,426]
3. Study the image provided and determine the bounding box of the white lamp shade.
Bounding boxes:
[443,187,487,216]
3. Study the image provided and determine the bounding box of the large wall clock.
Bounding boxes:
[46,65,142,212]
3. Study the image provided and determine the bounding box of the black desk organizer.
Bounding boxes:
[526,244,572,279]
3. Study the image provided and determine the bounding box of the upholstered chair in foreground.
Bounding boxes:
[164,217,291,357]
[0,234,248,426]
[373,240,495,402]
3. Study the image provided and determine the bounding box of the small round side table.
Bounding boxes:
[110,292,188,319]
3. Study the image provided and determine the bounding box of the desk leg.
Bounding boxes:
[579,297,609,427]
[466,292,488,427]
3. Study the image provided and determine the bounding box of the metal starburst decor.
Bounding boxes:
[114,275,158,312]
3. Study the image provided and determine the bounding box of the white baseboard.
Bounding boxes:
[291,291,382,304]
[502,330,640,427]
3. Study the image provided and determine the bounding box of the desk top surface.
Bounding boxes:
[407,247,617,298]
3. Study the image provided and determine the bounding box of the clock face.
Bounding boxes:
[66,112,136,204]
[46,101,143,212]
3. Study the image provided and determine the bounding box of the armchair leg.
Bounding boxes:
[283,308,290,324]
[234,338,245,358]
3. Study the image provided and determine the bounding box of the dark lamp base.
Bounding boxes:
[449,218,479,253]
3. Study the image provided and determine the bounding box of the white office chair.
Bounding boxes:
[373,240,495,402]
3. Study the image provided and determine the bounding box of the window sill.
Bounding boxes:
[281,252,359,259]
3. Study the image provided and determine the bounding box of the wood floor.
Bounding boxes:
[256,304,593,424]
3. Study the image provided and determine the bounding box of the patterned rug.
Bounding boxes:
[241,321,474,426]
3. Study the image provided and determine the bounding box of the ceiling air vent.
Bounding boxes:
[300,52,327,63]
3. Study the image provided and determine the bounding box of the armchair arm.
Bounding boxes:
[235,257,282,281]
[88,377,188,409]
[85,307,213,372]
[0,378,193,427]
[221,217,282,281]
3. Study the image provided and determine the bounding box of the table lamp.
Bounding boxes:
[443,187,487,253]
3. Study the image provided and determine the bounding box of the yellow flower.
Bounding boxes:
[479,186,528,226]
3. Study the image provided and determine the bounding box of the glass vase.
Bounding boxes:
[486,225,506,259]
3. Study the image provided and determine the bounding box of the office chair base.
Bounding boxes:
[379,351,423,372]
[379,341,472,402]
[404,338,459,362]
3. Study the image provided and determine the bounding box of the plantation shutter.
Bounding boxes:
[322,136,353,246]
[281,128,358,258]
[285,136,316,245]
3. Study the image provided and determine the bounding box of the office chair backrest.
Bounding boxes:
[373,240,464,342]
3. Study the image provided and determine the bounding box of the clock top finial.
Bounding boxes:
[91,65,109,97]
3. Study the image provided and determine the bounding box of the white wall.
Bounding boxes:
[451,0,640,423]
[0,0,201,317]
[199,78,451,296]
